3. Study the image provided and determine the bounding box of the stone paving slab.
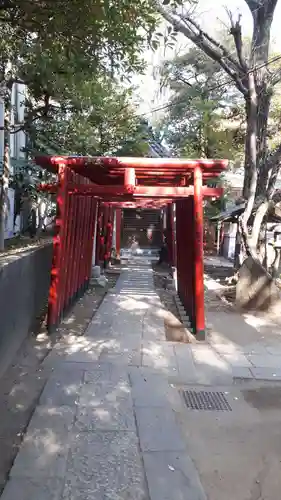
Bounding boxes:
[129,367,182,409]
[65,347,102,364]
[173,344,204,384]
[142,324,166,341]
[11,406,75,478]
[143,451,207,500]
[142,341,179,376]
[97,336,142,353]
[1,478,64,500]
[83,363,128,384]
[135,407,186,452]
[2,264,213,500]
[249,367,281,380]
[99,347,142,366]
[62,431,147,500]
[39,367,84,407]
[239,344,269,356]
[79,379,132,407]
[265,345,281,355]
[74,399,136,432]
[231,366,254,379]
[220,352,253,368]
[247,355,281,368]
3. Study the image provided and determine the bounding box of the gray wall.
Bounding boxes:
[0,243,53,376]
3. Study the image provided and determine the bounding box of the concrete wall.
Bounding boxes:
[0,243,53,376]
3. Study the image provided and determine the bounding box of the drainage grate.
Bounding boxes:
[181,390,232,411]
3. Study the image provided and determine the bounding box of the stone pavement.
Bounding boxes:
[3,258,281,500]
[1,259,207,500]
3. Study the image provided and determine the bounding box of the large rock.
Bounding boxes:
[236,256,281,311]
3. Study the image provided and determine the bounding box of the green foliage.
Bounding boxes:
[0,0,158,211]
[30,77,149,157]
[0,0,158,129]
[159,47,245,161]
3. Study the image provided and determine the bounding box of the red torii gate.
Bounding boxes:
[35,155,227,340]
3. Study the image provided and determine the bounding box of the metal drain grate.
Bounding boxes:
[181,390,232,411]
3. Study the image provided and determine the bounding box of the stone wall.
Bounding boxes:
[0,243,53,376]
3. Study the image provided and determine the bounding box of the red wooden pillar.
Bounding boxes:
[102,204,109,267]
[64,192,75,309]
[69,193,79,303]
[175,198,195,331]
[185,197,195,326]
[76,195,85,296]
[72,193,82,297]
[47,163,68,331]
[59,178,72,318]
[160,208,164,244]
[81,195,89,291]
[106,206,114,264]
[166,203,174,266]
[80,196,90,292]
[95,203,102,266]
[86,199,98,279]
[124,168,135,192]
[115,208,122,260]
[175,200,184,304]
[193,166,205,339]
[77,196,85,294]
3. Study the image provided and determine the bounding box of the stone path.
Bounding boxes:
[1,260,206,500]
[3,258,281,500]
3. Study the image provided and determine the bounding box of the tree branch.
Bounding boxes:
[266,143,281,197]
[228,11,248,71]
[153,0,249,96]
[245,0,278,16]
[244,0,260,12]
[181,13,243,73]
[269,66,281,86]
[0,103,60,135]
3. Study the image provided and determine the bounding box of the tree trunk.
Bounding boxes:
[256,88,271,196]
[243,99,252,199]
[242,73,258,227]
[251,200,269,250]
[155,0,280,271]
[0,109,10,251]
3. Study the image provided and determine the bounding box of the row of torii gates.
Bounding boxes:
[36,156,227,341]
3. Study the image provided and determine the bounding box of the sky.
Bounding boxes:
[134,0,281,121]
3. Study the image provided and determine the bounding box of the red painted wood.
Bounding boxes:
[95,203,103,266]
[59,180,71,316]
[64,192,75,309]
[105,207,113,265]
[86,199,97,279]
[124,168,136,193]
[166,204,174,266]
[193,166,205,339]
[79,196,88,289]
[84,198,92,283]
[35,155,228,172]
[71,187,81,298]
[39,183,223,199]
[47,164,68,329]
[115,208,122,259]
[43,155,225,334]
[102,204,109,266]
[76,190,84,292]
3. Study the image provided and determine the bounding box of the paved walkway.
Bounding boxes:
[3,259,281,500]
[1,260,206,500]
